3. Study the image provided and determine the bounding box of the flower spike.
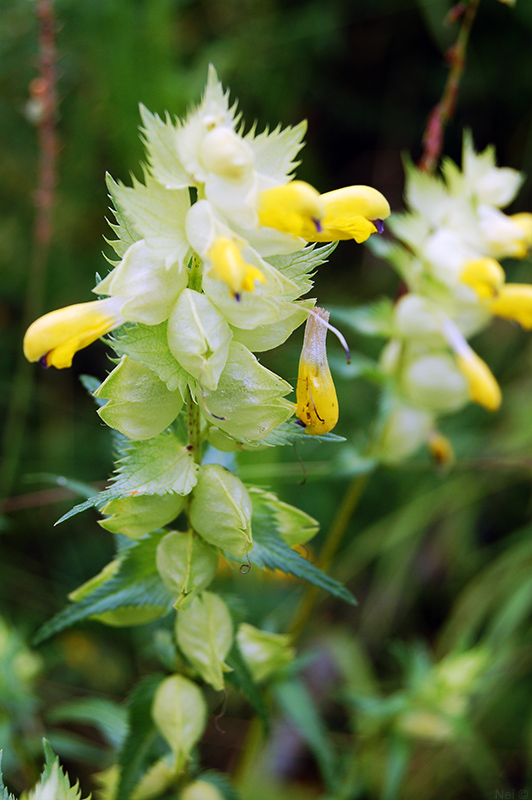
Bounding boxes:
[23,297,125,369]
[296,307,339,435]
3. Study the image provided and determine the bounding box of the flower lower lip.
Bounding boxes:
[372,219,385,234]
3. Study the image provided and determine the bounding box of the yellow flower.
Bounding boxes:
[443,319,501,411]
[207,237,266,298]
[258,182,390,243]
[459,257,505,299]
[303,185,391,243]
[510,212,532,250]
[487,284,532,329]
[455,350,501,411]
[257,180,324,237]
[296,308,339,435]
[23,297,125,369]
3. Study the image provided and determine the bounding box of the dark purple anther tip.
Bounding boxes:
[313,218,323,233]
[373,219,385,234]
[234,292,241,303]
[39,355,49,369]
[294,418,306,428]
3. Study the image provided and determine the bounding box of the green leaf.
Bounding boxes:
[249,508,356,605]
[0,753,16,800]
[226,644,270,729]
[246,119,307,185]
[33,533,173,644]
[106,171,190,268]
[115,674,166,800]
[330,299,395,338]
[268,242,337,294]
[21,740,90,800]
[258,420,346,447]
[112,432,199,496]
[47,698,128,750]
[197,771,243,800]
[273,679,338,791]
[112,322,190,394]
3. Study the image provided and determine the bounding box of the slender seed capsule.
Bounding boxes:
[296,308,339,435]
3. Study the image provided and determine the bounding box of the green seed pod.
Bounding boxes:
[176,591,233,691]
[156,530,219,608]
[152,674,206,772]
[189,464,252,559]
[96,355,183,440]
[98,492,185,538]
[167,289,232,390]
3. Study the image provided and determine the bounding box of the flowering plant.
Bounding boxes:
[20,67,390,799]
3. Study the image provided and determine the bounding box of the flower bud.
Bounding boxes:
[198,126,255,181]
[189,464,252,559]
[236,623,294,683]
[249,488,319,546]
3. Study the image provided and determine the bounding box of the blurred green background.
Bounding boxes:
[1,0,532,797]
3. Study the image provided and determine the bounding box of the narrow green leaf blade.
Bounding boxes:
[33,533,173,644]
[274,678,339,790]
[249,511,356,605]
[116,674,166,800]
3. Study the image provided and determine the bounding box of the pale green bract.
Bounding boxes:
[176,591,234,691]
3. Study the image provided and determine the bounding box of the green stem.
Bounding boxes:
[186,388,202,466]
[289,470,372,642]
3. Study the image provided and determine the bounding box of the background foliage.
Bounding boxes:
[0,0,531,797]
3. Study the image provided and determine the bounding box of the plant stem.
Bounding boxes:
[418,0,481,173]
[0,0,59,498]
[186,388,202,466]
[288,470,372,642]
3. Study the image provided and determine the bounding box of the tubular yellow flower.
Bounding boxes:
[207,237,265,298]
[302,185,391,243]
[487,284,532,329]
[23,297,125,369]
[455,350,501,411]
[510,213,532,250]
[443,319,501,411]
[257,181,325,237]
[296,308,339,435]
[459,257,505,299]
